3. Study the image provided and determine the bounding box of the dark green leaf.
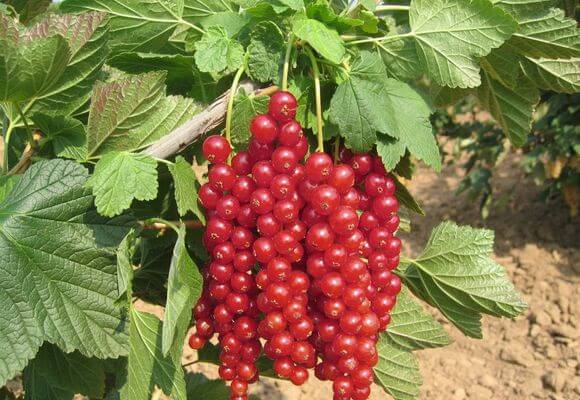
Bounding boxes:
[248,21,285,83]
[393,175,424,216]
[169,156,206,222]
[32,114,87,161]
[194,26,244,75]
[23,343,105,400]
[0,159,132,386]
[117,229,137,302]
[162,226,203,356]
[231,93,270,149]
[185,373,229,399]
[292,16,345,64]
[0,175,19,203]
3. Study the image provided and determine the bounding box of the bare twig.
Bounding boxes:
[143,81,277,159]
[8,131,42,175]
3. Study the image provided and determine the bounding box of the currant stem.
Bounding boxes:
[282,34,294,92]
[225,56,247,161]
[305,46,324,153]
[375,5,411,12]
[333,137,340,165]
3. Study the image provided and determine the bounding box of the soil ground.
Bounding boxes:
[184,152,580,400]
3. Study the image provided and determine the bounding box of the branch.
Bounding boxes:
[140,220,204,231]
[142,82,277,159]
[8,131,42,175]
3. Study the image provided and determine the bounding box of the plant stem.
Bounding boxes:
[3,122,14,174]
[305,46,324,153]
[144,218,181,233]
[282,34,294,92]
[225,57,247,159]
[15,103,34,146]
[375,5,411,12]
[344,32,413,46]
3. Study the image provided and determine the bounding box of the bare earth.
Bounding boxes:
[185,153,580,400]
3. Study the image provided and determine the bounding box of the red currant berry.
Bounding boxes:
[250,114,278,144]
[278,120,303,146]
[305,152,333,182]
[269,91,297,123]
[202,135,231,164]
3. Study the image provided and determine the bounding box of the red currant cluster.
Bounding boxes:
[190,91,402,400]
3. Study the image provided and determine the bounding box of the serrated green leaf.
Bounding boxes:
[477,71,540,146]
[86,151,159,217]
[0,175,19,203]
[0,159,132,387]
[183,0,235,21]
[374,335,422,400]
[278,0,304,10]
[23,343,105,400]
[358,9,378,33]
[376,34,422,81]
[185,373,229,399]
[231,93,270,149]
[481,45,522,88]
[292,16,345,64]
[87,71,200,157]
[376,136,407,172]
[521,57,580,93]
[117,229,137,302]
[507,7,580,58]
[61,0,187,55]
[329,52,387,152]
[393,175,424,216]
[306,0,363,32]
[194,26,244,75]
[491,0,556,19]
[31,114,87,161]
[409,0,517,88]
[122,308,186,400]
[387,288,451,350]
[169,156,206,222]
[198,11,249,37]
[430,85,472,108]
[248,21,285,83]
[22,12,110,119]
[0,15,70,102]
[108,53,196,95]
[380,80,441,172]
[162,226,203,356]
[400,221,528,338]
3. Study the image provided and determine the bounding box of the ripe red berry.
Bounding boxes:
[269,91,297,122]
[232,151,252,175]
[208,163,236,191]
[279,120,303,146]
[328,164,355,193]
[305,152,333,182]
[311,185,341,216]
[306,223,335,251]
[203,135,231,164]
[250,114,278,144]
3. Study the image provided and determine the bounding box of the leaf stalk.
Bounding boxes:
[305,46,324,153]
[225,56,248,160]
[282,34,295,92]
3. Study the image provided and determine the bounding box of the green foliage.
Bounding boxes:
[0,159,132,386]
[1,0,564,397]
[86,151,159,217]
[400,222,527,338]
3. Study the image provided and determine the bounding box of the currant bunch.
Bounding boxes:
[190,90,404,400]
[301,150,402,400]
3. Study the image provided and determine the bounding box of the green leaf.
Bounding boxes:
[61,0,186,55]
[329,52,388,152]
[5,0,50,23]
[379,80,441,172]
[0,159,132,386]
[481,45,522,88]
[108,53,197,95]
[117,229,137,303]
[376,136,407,172]
[376,34,422,81]
[306,0,363,32]
[374,335,422,400]
[169,156,206,222]
[194,26,244,75]
[393,175,424,216]
[86,151,159,217]
[183,0,235,21]
[400,221,528,338]
[292,16,345,64]
[162,226,203,356]
[31,114,87,161]
[387,288,451,350]
[23,12,110,119]
[198,11,249,37]
[0,15,70,102]
[185,373,229,399]
[0,175,19,203]
[477,71,540,146]
[231,92,270,149]
[23,343,105,400]
[86,71,200,157]
[248,21,285,83]
[358,9,379,34]
[491,0,556,19]
[278,0,304,11]
[521,57,580,93]
[409,0,517,88]
[507,8,580,58]
[122,308,186,400]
